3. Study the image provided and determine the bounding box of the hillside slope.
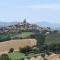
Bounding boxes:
[45,33,60,45]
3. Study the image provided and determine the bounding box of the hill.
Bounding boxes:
[45,32,60,45]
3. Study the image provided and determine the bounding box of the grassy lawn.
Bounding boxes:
[8,52,25,60]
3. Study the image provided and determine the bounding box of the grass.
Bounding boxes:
[8,51,41,60]
[0,31,33,41]
[11,32,33,39]
[8,52,25,60]
[21,32,33,38]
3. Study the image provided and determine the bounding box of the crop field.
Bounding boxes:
[0,39,37,53]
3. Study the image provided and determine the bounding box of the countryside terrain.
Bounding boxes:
[0,29,60,60]
[0,20,60,60]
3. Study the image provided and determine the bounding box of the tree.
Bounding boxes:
[35,32,45,49]
[8,48,14,53]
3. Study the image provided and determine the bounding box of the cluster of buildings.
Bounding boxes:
[0,19,51,33]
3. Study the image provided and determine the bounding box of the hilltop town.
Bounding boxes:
[0,19,51,33]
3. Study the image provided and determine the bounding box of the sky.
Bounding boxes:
[0,0,60,23]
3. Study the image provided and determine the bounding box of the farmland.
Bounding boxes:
[0,30,34,42]
[0,39,37,53]
[0,30,60,60]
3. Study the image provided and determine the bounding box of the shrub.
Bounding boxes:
[41,53,45,57]
[33,48,39,54]
[34,56,37,58]
[46,52,51,56]
[0,54,11,60]
[27,57,31,59]
[8,48,14,53]
[19,46,32,54]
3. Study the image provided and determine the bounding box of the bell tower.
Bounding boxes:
[23,18,26,23]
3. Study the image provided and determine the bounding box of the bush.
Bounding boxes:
[46,52,51,56]
[41,53,45,57]
[33,48,39,54]
[8,48,14,53]
[0,54,11,60]
[27,57,31,59]
[19,46,32,54]
[34,56,37,58]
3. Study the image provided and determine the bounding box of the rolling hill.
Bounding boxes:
[45,32,60,45]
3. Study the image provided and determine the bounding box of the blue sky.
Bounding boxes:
[0,0,60,23]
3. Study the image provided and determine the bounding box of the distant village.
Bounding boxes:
[0,19,51,33]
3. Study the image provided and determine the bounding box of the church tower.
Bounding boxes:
[23,18,26,23]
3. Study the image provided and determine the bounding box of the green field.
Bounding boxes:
[8,52,25,60]
[0,31,34,41]
[8,51,41,60]
[45,33,60,45]
[11,32,33,39]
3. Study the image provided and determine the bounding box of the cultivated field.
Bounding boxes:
[0,39,37,54]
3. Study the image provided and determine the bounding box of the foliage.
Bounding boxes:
[0,54,11,60]
[41,53,45,57]
[20,46,32,54]
[8,52,25,60]
[8,48,14,53]
[45,33,60,45]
